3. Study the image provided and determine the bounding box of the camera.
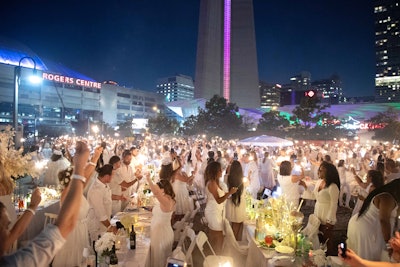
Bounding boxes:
[340,241,347,258]
[233,152,238,160]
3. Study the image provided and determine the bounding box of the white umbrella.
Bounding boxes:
[237,135,294,147]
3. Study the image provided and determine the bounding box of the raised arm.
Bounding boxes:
[55,141,90,238]
[1,188,41,254]
[351,167,368,189]
[146,175,169,204]
[207,180,237,204]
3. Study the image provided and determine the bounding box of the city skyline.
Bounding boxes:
[0,0,374,98]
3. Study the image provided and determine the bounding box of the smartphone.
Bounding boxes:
[233,152,238,160]
[340,242,347,258]
[166,257,187,267]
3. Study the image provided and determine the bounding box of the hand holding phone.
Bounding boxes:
[340,242,347,258]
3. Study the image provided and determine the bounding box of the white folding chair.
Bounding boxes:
[173,213,191,242]
[44,212,58,226]
[195,231,234,267]
[176,226,197,267]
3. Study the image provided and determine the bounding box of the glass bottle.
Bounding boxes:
[108,243,118,267]
[130,225,136,249]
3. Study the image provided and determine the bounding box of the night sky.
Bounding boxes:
[0,0,375,97]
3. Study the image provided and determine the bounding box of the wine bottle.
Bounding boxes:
[130,225,136,249]
[108,243,118,267]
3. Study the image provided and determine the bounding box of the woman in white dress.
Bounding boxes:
[347,178,400,261]
[244,151,260,199]
[313,161,340,256]
[204,161,237,254]
[171,158,195,221]
[259,152,276,190]
[338,159,351,208]
[42,150,71,186]
[147,176,176,267]
[277,160,305,208]
[53,146,102,267]
[225,160,246,241]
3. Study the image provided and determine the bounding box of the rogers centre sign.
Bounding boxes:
[42,72,102,89]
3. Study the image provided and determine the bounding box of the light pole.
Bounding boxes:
[34,117,43,143]
[13,56,41,145]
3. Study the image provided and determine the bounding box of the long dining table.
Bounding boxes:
[110,207,152,267]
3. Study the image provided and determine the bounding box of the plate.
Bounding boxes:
[275,245,294,254]
[258,241,275,249]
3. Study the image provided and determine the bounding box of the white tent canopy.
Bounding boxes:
[238,135,294,147]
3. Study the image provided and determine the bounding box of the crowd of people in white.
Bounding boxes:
[1,135,400,266]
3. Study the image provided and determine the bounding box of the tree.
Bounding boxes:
[147,113,180,135]
[258,109,290,134]
[367,107,400,141]
[182,95,244,138]
[291,96,329,129]
[288,96,345,139]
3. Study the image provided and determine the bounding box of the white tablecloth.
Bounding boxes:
[244,222,306,267]
[111,208,152,267]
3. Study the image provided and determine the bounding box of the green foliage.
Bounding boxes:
[291,97,330,129]
[182,95,245,138]
[258,110,290,135]
[367,108,400,142]
[147,113,180,135]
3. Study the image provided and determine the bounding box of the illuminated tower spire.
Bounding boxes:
[223,0,231,101]
[195,0,259,108]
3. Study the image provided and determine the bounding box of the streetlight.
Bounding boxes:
[13,56,42,145]
[34,117,43,143]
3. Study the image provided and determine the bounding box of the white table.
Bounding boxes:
[244,222,307,267]
[111,208,152,267]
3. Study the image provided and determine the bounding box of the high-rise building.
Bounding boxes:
[374,0,400,102]
[312,74,343,104]
[259,81,281,109]
[156,74,194,102]
[194,0,259,108]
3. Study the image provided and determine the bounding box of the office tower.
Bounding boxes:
[312,74,343,104]
[194,0,259,108]
[259,81,281,109]
[375,0,400,102]
[156,74,194,102]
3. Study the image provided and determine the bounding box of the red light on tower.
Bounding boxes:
[305,90,315,98]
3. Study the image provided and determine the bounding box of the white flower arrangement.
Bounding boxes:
[0,126,39,195]
[95,232,116,256]
[311,249,327,267]
[60,167,73,186]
